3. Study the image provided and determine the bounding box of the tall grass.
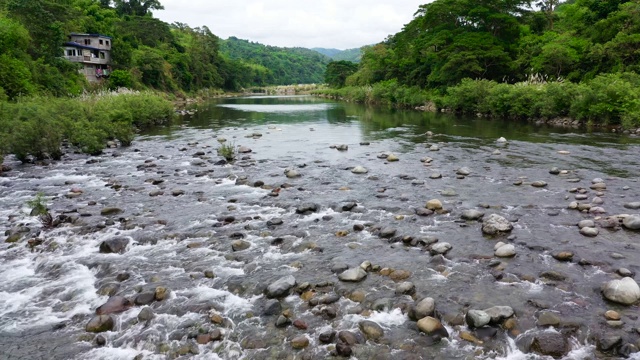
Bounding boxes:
[0,91,175,162]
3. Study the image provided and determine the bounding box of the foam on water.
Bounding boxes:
[176,287,258,317]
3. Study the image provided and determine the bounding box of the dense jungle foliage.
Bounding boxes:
[0,0,331,164]
[321,0,640,128]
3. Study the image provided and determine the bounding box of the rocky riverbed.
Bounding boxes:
[1,96,640,359]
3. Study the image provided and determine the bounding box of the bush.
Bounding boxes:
[108,70,133,89]
[0,91,175,162]
[217,142,236,162]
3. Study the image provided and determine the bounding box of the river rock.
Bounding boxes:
[100,207,123,216]
[296,203,318,214]
[429,145,440,151]
[623,215,640,230]
[238,146,252,153]
[86,315,114,333]
[137,307,154,321]
[417,317,449,339]
[602,277,640,305]
[482,214,513,235]
[99,236,129,254]
[430,242,452,255]
[578,220,595,229]
[231,240,251,251]
[352,166,368,174]
[395,281,416,295]
[387,154,399,162]
[284,169,300,178]
[530,332,570,358]
[266,275,296,298]
[494,242,516,257]
[466,310,491,328]
[484,306,514,323]
[134,292,155,306]
[291,336,309,349]
[379,227,397,238]
[580,227,599,237]
[359,320,384,340]
[457,167,471,176]
[537,311,561,326]
[338,268,367,282]
[96,296,132,315]
[461,209,484,221]
[624,202,640,210]
[426,199,443,211]
[531,181,547,188]
[429,173,442,179]
[414,298,436,319]
[497,137,507,143]
[591,182,607,190]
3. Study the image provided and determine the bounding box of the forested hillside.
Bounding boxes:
[320,0,640,128]
[221,37,331,85]
[313,47,363,63]
[0,0,331,100]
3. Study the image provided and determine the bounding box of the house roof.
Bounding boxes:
[63,42,104,51]
[69,33,112,39]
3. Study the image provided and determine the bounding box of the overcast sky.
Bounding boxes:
[155,1,428,49]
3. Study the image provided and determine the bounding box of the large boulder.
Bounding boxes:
[417,316,449,339]
[99,237,129,254]
[529,332,570,358]
[358,320,384,340]
[466,310,491,328]
[623,215,640,230]
[266,275,296,298]
[86,315,115,333]
[482,214,513,235]
[96,296,132,315]
[602,277,640,305]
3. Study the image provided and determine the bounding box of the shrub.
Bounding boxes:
[217,142,236,162]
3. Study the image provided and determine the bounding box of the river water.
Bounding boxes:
[1,95,640,359]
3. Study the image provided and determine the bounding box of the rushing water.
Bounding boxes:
[1,95,640,360]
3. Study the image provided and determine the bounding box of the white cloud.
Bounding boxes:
[155,0,428,49]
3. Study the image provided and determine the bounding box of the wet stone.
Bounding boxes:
[86,315,114,333]
[338,268,367,282]
[134,292,156,306]
[266,275,296,298]
[359,320,384,340]
[537,311,561,326]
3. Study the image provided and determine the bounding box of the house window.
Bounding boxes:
[84,39,91,45]
[99,52,106,59]
[106,41,110,46]
[66,49,77,56]
[99,39,104,45]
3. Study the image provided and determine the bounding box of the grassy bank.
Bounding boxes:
[314,73,640,129]
[0,90,175,163]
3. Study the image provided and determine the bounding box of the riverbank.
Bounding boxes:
[0,90,175,165]
[314,73,640,132]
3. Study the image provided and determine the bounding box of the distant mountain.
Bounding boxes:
[312,47,364,63]
[221,37,332,85]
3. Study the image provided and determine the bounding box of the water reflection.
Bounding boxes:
[145,95,640,150]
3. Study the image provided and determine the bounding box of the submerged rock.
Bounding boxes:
[352,166,368,174]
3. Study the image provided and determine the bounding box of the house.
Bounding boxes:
[63,33,112,82]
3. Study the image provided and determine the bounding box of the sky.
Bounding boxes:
[155,1,428,50]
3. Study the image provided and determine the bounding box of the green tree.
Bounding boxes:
[325,61,358,88]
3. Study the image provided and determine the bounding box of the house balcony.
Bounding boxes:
[64,55,109,65]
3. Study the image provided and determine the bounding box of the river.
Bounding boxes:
[1,95,640,359]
